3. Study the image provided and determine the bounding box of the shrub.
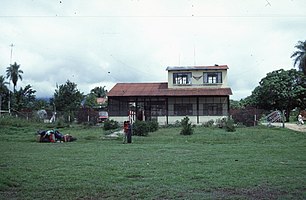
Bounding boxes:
[224,118,236,132]
[133,120,149,136]
[180,116,193,135]
[203,119,214,128]
[215,117,227,128]
[230,106,266,127]
[103,119,119,130]
[147,120,159,132]
[132,120,159,136]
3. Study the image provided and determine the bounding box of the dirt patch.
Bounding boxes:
[262,123,306,132]
[0,188,20,200]
[285,123,306,132]
[211,185,305,200]
[212,187,285,200]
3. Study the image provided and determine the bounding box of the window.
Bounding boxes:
[173,72,192,85]
[174,104,193,116]
[203,72,222,84]
[203,103,223,116]
[150,101,166,116]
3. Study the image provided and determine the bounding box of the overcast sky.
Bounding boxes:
[0,0,305,100]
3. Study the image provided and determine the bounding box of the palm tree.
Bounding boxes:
[6,62,23,91]
[291,40,306,75]
[90,86,108,98]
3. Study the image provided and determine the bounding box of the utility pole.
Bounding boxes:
[282,110,285,128]
[8,43,14,114]
[10,43,14,64]
[193,44,196,66]
[0,95,2,117]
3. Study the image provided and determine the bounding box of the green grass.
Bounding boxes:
[0,120,305,199]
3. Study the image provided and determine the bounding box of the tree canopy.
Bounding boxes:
[83,93,99,108]
[13,85,36,111]
[247,69,306,121]
[53,80,84,112]
[0,75,9,94]
[90,86,107,98]
[6,62,23,91]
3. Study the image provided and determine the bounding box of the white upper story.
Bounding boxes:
[166,65,229,89]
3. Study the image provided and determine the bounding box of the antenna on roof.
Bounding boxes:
[193,44,196,66]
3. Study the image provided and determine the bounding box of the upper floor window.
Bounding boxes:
[203,72,222,84]
[173,72,192,85]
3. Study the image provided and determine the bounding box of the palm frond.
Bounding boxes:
[292,40,306,75]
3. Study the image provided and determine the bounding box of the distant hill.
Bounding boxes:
[36,97,51,102]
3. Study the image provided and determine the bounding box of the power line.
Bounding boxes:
[0,15,305,18]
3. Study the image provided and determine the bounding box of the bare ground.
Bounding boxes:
[262,123,306,132]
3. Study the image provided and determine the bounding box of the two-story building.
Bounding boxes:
[107,65,232,125]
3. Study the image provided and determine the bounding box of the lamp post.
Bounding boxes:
[53,103,56,122]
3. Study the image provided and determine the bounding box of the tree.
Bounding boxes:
[249,69,306,121]
[0,75,9,111]
[13,84,36,111]
[6,62,23,91]
[230,99,244,109]
[83,93,98,108]
[90,86,107,98]
[53,80,84,112]
[0,75,9,95]
[33,98,50,111]
[180,116,193,135]
[291,40,306,75]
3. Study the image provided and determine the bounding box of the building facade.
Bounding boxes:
[107,65,232,124]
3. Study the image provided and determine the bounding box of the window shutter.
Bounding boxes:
[203,73,208,83]
[173,74,177,84]
[217,72,222,83]
[188,73,192,84]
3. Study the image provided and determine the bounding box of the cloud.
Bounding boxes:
[0,0,305,100]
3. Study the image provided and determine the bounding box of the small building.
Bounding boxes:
[107,65,232,124]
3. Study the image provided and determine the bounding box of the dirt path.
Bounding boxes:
[284,123,306,132]
[263,122,306,132]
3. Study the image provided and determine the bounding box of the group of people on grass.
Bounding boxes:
[37,129,76,143]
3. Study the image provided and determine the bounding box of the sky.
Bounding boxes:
[0,0,305,100]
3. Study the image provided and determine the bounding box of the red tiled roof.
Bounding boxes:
[108,82,232,97]
[166,65,228,71]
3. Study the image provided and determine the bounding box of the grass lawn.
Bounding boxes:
[0,120,305,199]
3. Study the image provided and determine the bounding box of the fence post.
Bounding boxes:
[282,110,285,128]
[254,114,257,126]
